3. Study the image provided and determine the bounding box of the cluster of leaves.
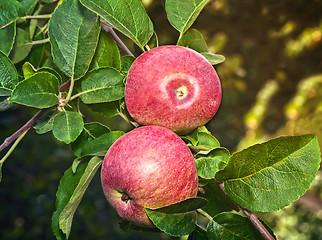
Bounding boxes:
[0,0,321,240]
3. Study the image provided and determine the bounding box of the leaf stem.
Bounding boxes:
[214,180,275,240]
[0,15,52,30]
[0,108,48,153]
[0,129,29,164]
[27,38,50,45]
[197,209,213,222]
[100,22,134,57]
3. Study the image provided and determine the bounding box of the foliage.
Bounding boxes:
[0,0,321,239]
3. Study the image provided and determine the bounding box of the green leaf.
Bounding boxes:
[145,209,196,237]
[0,0,25,27]
[72,131,124,158]
[33,116,54,134]
[19,0,38,14]
[196,148,230,179]
[120,55,135,76]
[198,180,237,217]
[0,51,19,96]
[207,212,276,240]
[22,62,36,79]
[184,126,220,152]
[188,225,207,240]
[52,111,84,144]
[80,0,154,49]
[87,101,120,118]
[201,52,225,65]
[149,197,208,214]
[178,28,208,52]
[48,0,101,79]
[28,27,46,68]
[216,135,322,212]
[59,156,102,238]
[9,71,60,108]
[165,0,209,34]
[9,27,32,64]
[0,22,16,55]
[91,31,121,71]
[80,67,125,104]
[146,31,159,49]
[51,157,100,239]
[71,122,110,157]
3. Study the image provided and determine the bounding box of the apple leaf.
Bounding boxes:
[9,27,32,64]
[183,126,220,152]
[145,209,196,237]
[0,22,16,55]
[59,156,102,238]
[80,67,125,104]
[86,101,120,118]
[207,212,276,240]
[195,148,230,179]
[145,197,207,237]
[216,135,322,212]
[71,122,122,158]
[0,0,25,28]
[120,55,136,76]
[188,225,207,240]
[198,180,238,218]
[48,0,101,79]
[52,156,102,240]
[33,114,54,134]
[201,52,226,65]
[146,31,159,49]
[91,31,121,71]
[178,28,208,53]
[22,62,36,79]
[9,71,61,108]
[79,0,154,50]
[119,219,161,233]
[52,111,84,144]
[0,51,19,96]
[165,0,209,34]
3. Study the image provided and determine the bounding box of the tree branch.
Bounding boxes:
[214,180,275,240]
[0,108,48,153]
[100,22,135,57]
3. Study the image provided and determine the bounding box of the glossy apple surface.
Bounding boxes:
[101,126,198,227]
[125,45,222,133]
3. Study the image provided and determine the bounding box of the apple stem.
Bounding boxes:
[121,193,131,203]
[214,180,275,240]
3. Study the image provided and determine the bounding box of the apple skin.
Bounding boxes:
[101,126,198,228]
[125,45,222,134]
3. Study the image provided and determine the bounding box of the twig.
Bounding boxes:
[0,108,48,153]
[214,180,275,240]
[100,22,134,57]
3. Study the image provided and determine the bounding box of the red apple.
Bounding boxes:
[101,126,198,227]
[125,45,222,134]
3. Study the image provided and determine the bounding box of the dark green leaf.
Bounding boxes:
[145,209,196,237]
[71,122,110,157]
[59,156,102,238]
[178,28,208,52]
[52,111,84,144]
[149,197,208,214]
[120,55,135,76]
[0,22,16,55]
[28,27,46,68]
[91,31,121,71]
[146,31,159,49]
[198,180,237,217]
[19,0,38,14]
[0,51,19,96]
[119,219,161,233]
[9,71,60,108]
[0,0,25,27]
[52,157,97,239]
[188,225,207,240]
[207,212,276,240]
[80,67,125,104]
[33,116,54,134]
[216,135,321,212]
[201,52,225,65]
[87,101,120,118]
[165,0,209,34]
[80,0,154,49]
[72,131,124,158]
[48,0,101,79]
[196,148,230,179]
[9,27,32,64]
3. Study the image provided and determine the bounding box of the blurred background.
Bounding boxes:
[1,0,322,239]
